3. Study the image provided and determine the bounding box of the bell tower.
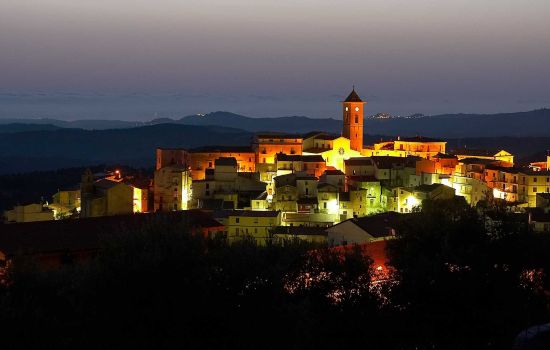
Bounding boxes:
[342,87,366,152]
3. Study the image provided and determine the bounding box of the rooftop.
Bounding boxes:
[414,183,446,193]
[189,145,254,153]
[372,156,419,169]
[397,136,445,143]
[432,152,457,159]
[94,178,122,190]
[225,210,280,218]
[255,133,302,140]
[458,157,501,165]
[344,88,363,103]
[297,197,319,205]
[347,212,401,238]
[272,226,328,236]
[215,157,238,166]
[323,169,345,176]
[345,157,375,166]
[451,148,500,156]
[275,153,325,162]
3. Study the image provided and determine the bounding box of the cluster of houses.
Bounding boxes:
[3,89,550,269]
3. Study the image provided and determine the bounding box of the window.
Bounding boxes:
[354,116,358,123]
[206,183,209,189]
[208,161,212,168]
[533,187,538,193]
[534,177,538,183]
[235,218,240,223]
[324,202,327,209]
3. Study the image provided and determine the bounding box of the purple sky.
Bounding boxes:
[1,0,549,120]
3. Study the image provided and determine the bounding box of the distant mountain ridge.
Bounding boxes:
[1,109,549,137]
[0,124,253,174]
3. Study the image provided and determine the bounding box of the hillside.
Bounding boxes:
[0,124,253,174]
[363,109,550,138]
[3,109,550,137]
[175,112,342,133]
[0,123,63,133]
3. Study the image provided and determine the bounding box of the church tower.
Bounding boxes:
[342,87,366,152]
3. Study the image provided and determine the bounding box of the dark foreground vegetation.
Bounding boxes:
[1,199,550,349]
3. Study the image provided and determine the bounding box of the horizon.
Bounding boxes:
[1,0,550,120]
[1,102,549,123]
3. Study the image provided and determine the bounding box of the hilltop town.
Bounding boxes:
[4,89,550,247]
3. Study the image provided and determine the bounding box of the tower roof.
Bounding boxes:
[344,88,363,102]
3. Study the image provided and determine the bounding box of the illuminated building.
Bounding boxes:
[387,184,455,213]
[191,157,266,210]
[225,210,281,245]
[416,153,458,175]
[393,136,446,159]
[349,178,384,216]
[362,136,446,159]
[304,136,362,172]
[317,183,340,215]
[281,212,337,227]
[529,210,550,232]
[517,171,550,207]
[344,157,375,177]
[254,133,303,165]
[371,156,419,187]
[326,212,399,246]
[188,146,256,180]
[319,169,346,192]
[342,88,366,152]
[80,175,134,218]
[50,186,81,218]
[452,149,514,165]
[275,153,326,177]
[121,178,151,213]
[250,191,270,211]
[302,132,338,151]
[530,150,550,171]
[450,175,489,206]
[272,173,318,213]
[484,165,521,203]
[3,203,54,223]
[153,166,192,212]
[156,147,189,170]
[271,226,328,244]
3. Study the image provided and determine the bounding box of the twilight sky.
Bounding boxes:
[1,0,549,120]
